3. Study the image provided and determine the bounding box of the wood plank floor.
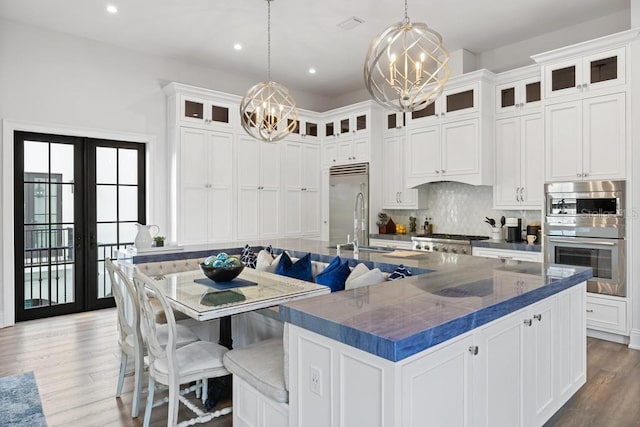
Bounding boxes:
[2,308,640,426]
[0,308,231,427]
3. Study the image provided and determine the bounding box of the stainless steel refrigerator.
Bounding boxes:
[329,163,369,247]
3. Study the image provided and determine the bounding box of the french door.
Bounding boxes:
[14,131,146,321]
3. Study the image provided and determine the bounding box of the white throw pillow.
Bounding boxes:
[345,264,385,289]
[256,250,283,273]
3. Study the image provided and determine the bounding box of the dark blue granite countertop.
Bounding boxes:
[280,260,591,362]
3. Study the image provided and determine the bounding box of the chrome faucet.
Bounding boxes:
[353,191,366,259]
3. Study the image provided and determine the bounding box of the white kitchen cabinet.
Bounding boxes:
[545,92,625,182]
[542,46,626,99]
[473,297,556,427]
[177,127,234,244]
[586,293,628,334]
[472,247,543,263]
[179,95,234,130]
[406,117,492,186]
[286,115,320,141]
[495,76,542,115]
[402,335,475,427]
[283,141,321,237]
[236,136,281,240]
[322,109,370,165]
[384,112,406,136]
[494,113,544,209]
[382,134,419,209]
[407,81,480,126]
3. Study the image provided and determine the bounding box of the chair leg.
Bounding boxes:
[168,382,180,427]
[195,379,201,399]
[131,350,144,418]
[116,352,128,397]
[202,378,208,405]
[143,377,155,427]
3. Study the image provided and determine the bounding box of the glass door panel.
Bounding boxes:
[590,56,617,84]
[184,100,204,119]
[305,122,318,137]
[525,82,541,103]
[551,66,575,92]
[501,87,515,108]
[446,90,474,112]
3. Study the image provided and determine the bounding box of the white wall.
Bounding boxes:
[0,18,334,326]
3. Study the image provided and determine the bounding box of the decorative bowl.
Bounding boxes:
[200,263,244,282]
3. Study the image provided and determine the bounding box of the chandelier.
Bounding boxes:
[240,0,298,142]
[364,0,450,112]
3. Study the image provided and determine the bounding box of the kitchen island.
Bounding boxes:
[124,239,591,427]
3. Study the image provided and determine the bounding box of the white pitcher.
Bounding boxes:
[134,223,160,249]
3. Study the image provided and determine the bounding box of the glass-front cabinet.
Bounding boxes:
[287,116,319,140]
[495,77,541,114]
[384,112,406,135]
[543,47,626,98]
[407,82,479,126]
[180,95,233,128]
[324,111,368,138]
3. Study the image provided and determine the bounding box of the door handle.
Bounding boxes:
[89,232,97,250]
[548,238,616,246]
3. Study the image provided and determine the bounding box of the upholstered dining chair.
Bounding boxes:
[132,269,232,427]
[105,258,201,418]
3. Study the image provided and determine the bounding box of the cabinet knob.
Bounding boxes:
[583,172,588,177]
[435,170,440,174]
[576,84,582,89]
[586,309,594,313]
[468,346,479,356]
[441,169,445,174]
[523,319,533,327]
[516,187,520,201]
[577,173,582,177]
[533,314,542,321]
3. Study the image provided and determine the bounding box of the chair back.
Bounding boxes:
[105,258,141,349]
[132,268,178,371]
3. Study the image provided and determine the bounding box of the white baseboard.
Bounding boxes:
[587,328,630,345]
[628,329,640,350]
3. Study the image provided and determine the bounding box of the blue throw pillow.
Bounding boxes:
[274,252,313,282]
[388,264,412,281]
[315,257,351,292]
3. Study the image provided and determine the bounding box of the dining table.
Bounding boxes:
[150,266,330,349]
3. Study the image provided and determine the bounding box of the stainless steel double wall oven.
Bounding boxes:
[544,180,626,297]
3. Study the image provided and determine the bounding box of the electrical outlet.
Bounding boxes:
[309,366,322,396]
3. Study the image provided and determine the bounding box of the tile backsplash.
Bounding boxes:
[382,182,543,237]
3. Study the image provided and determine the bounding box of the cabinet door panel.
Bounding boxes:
[301,189,320,235]
[180,128,208,186]
[383,136,401,207]
[582,93,626,180]
[322,142,337,166]
[207,131,233,242]
[494,118,521,208]
[407,126,440,179]
[475,311,524,427]
[353,137,370,162]
[209,187,233,241]
[442,119,479,176]
[261,142,281,188]
[520,114,543,207]
[337,140,353,162]
[237,137,260,188]
[260,188,281,238]
[525,298,555,425]
[302,145,321,189]
[180,186,210,244]
[284,189,301,235]
[237,188,259,239]
[545,101,582,181]
[284,143,302,187]
[402,336,473,427]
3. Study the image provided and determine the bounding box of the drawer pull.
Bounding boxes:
[533,314,542,321]
[586,309,594,313]
[468,346,479,355]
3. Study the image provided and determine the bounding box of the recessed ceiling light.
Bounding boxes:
[233,43,243,51]
[106,5,118,14]
[309,68,317,74]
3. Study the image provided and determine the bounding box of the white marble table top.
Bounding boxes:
[152,267,330,321]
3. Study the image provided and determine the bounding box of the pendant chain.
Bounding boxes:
[404,0,409,24]
[267,0,271,82]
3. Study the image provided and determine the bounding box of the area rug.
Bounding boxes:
[0,371,47,426]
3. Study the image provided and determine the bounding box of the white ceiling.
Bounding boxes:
[0,0,631,98]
